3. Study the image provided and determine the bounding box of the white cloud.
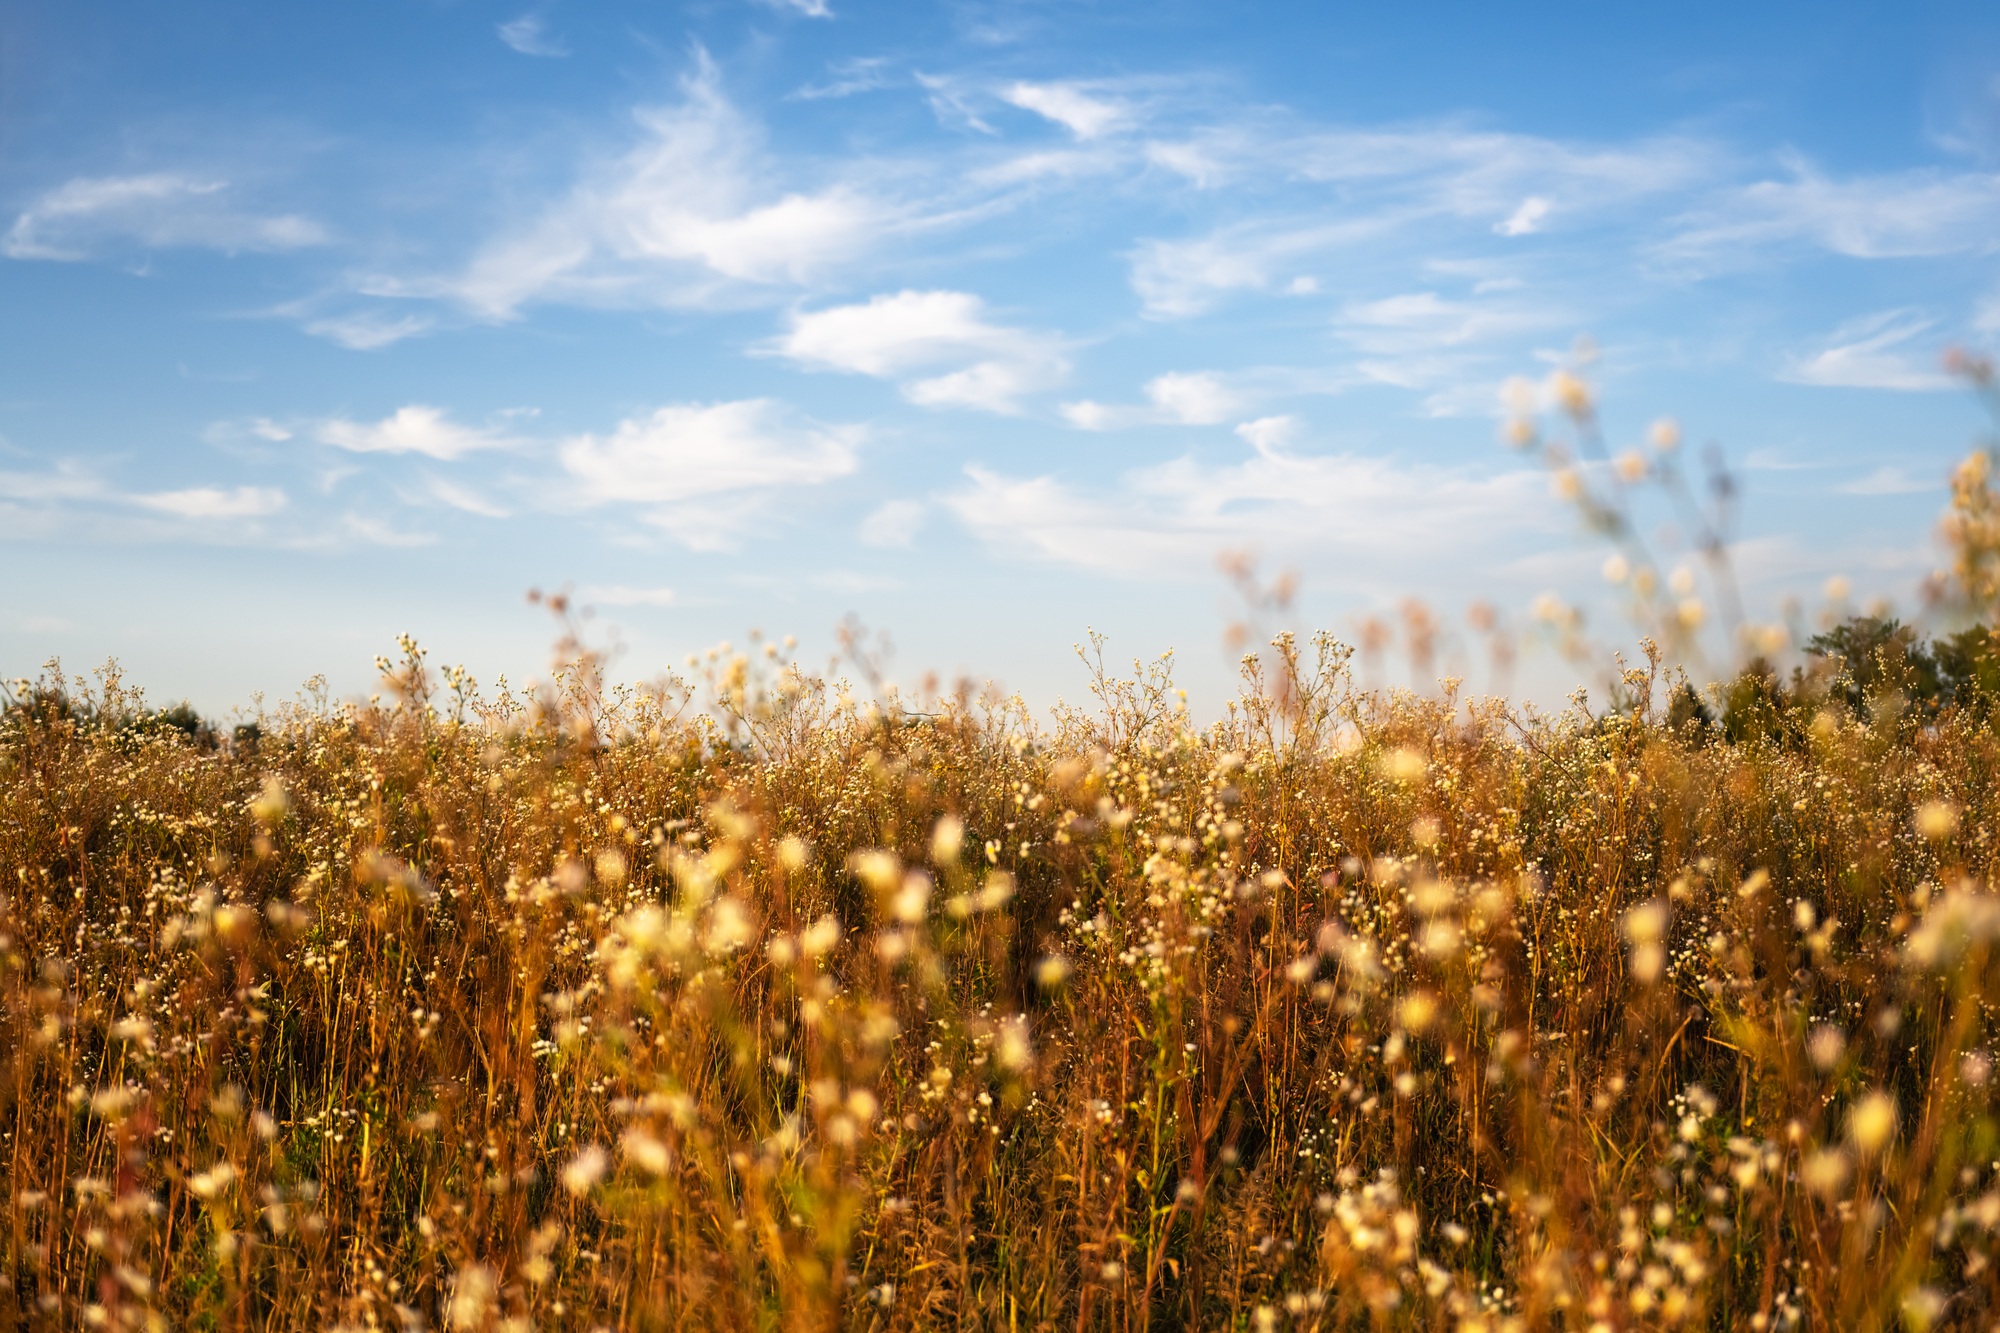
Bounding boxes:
[1234,415,1299,455]
[317,406,518,459]
[452,52,893,317]
[168,396,860,549]
[774,289,992,375]
[1062,371,1244,430]
[0,462,290,530]
[758,0,834,16]
[498,15,568,57]
[1143,138,1237,189]
[946,440,1546,580]
[1416,381,1516,419]
[0,453,472,549]
[559,400,860,546]
[792,57,894,100]
[1781,311,1953,392]
[424,477,511,518]
[4,173,327,261]
[1058,401,1120,431]
[1143,121,1704,208]
[903,361,1054,414]
[1128,126,1709,317]
[1001,82,1126,140]
[201,415,302,449]
[1839,466,1936,496]
[1495,196,1550,236]
[0,462,104,502]
[1145,372,1240,425]
[1130,217,1400,318]
[1285,126,1710,211]
[915,74,997,135]
[302,310,435,350]
[1335,291,1554,356]
[1272,126,1712,230]
[336,514,437,548]
[771,289,1066,413]
[967,146,1122,188]
[308,63,1724,354]
[1325,291,1565,402]
[859,499,926,547]
[1663,158,2000,265]
[132,486,287,520]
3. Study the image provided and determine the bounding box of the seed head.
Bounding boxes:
[1847,1091,1898,1157]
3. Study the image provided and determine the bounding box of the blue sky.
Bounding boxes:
[3,0,1998,714]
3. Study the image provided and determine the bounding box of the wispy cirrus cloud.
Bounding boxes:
[497,15,568,57]
[5,173,328,261]
[332,513,437,548]
[1660,156,2000,267]
[1781,310,1954,391]
[791,57,895,100]
[420,477,512,518]
[301,310,437,351]
[1285,124,1712,208]
[1332,289,1570,406]
[1335,290,1559,358]
[1130,217,1396,318]
[1000,81,1128,139]
[252,51,1985,381]
[915,73,999,135]
[446,51,911,319]
[757,0,834,17]
[1128,125,1713,317]
[1839,465,1937,496]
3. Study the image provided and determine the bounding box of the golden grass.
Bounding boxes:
[8,356,2000,1330]
[5,621,2000,1332]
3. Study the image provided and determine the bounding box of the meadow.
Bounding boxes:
[7,364,2000,1331]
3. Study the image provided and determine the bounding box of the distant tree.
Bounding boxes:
[5,675,224,750]
[118,701,218,749]
[1718,657,1802,745]
[150,702,206,741]
[1793,614,2000,721]
[2,683,86,731]
[1804,616,1939,717]
[1932,624,2000,710]
[1666,680,1714,736]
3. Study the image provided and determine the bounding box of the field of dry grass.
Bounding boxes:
[7,363,2000,1330]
